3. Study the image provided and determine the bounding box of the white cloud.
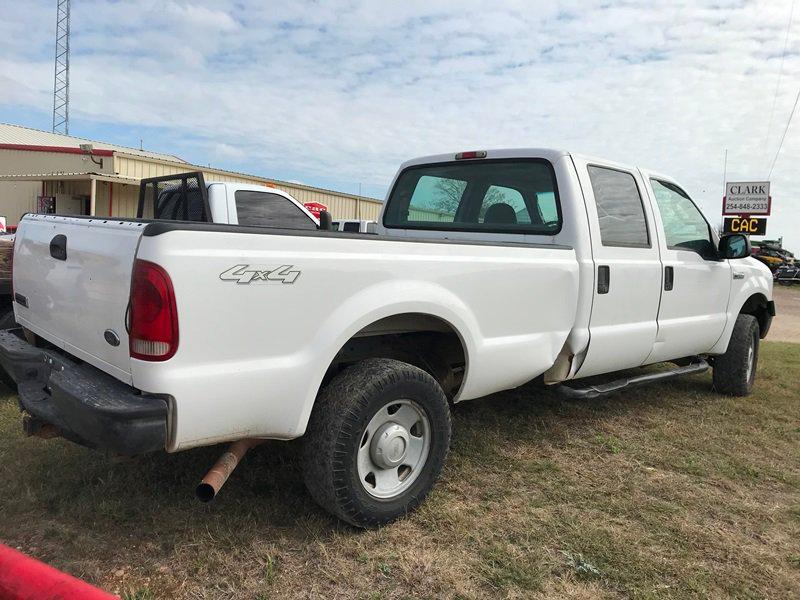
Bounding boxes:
[163,2,239,32]
[0,0,798,249]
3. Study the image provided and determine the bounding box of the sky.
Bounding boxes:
[0,0,798,249]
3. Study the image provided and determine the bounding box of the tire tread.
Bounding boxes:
[713,314,759,396]
[303,358,451,528]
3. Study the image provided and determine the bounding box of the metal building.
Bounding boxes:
[0,123,383,227]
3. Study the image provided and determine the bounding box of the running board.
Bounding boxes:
[556,359,709,400]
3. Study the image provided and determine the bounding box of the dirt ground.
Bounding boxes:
[770,285,800,343]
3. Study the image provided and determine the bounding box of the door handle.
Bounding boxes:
[664,266,674,291]
[49,234,67,261]
[597,265,610,294]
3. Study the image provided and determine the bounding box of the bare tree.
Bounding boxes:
[432,178,466,214]
[432,179,508,219]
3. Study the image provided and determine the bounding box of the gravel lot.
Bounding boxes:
[770,284,800,343]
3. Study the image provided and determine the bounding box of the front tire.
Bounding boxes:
[303,358,451,528]
[712,314,759,396]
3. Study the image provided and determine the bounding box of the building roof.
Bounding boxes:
[0,123,187,163]
[0,122,383,204]
[0,171,140,185]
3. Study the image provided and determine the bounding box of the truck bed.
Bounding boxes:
[13,214,579,450]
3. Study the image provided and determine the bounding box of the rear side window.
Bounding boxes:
[588,166,650,247]
[384,159,561,234]
[234,191,316,230]
[342,221,360,232]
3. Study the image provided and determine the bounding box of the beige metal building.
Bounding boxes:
[0,123,383,227]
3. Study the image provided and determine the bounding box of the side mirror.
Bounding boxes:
[318,210,333,231]
[718,234,751,259]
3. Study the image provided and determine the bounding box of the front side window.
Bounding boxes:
[588,166,650,247]
[234,191,316,230]
[650,179,716,258]
[383,160,561,234]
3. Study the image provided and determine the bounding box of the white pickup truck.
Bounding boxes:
[0,149,774,527]
[136,171,319,229]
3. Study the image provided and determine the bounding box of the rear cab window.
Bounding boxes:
[234,191,316,230]
[383,159,561,235]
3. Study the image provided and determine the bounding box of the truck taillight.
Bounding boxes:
[129,259,178,361]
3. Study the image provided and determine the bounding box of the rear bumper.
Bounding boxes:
[0,329,168,456]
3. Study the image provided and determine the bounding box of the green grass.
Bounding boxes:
[0,342,799,598]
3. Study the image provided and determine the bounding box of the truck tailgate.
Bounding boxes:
[13,215,144,383]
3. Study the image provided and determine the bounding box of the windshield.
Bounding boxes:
[383,159,561,234]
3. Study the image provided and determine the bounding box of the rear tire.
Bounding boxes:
[712,314,759,396]
[303,358,451,528]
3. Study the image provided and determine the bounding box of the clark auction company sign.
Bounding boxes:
[723,181,771,216]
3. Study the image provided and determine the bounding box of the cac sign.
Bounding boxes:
[723,181,770,216]
[723,216,767,236]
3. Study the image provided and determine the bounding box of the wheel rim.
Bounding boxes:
[745,337,755,383]
[356,399,431,499]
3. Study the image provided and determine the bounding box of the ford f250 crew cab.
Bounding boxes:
[0,149,774,527]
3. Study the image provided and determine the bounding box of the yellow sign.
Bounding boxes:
[723,217,767,236]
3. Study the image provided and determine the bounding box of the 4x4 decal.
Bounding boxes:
[220,264,300,285]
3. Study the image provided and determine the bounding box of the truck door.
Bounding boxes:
[572,158,663,378]
[640,174,731,362]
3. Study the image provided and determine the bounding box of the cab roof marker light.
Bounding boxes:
[455,151,487,160]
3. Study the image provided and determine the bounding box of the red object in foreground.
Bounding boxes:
[303,201,328,219]
[0,544,118,600]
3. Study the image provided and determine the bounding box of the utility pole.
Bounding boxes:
[52,0,70,134]
[722,148,728,191]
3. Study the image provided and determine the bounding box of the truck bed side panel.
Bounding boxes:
[132,229,579,450]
